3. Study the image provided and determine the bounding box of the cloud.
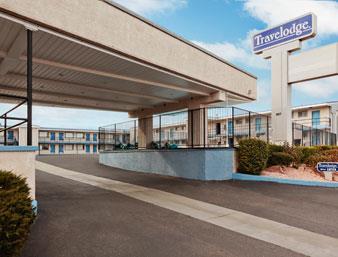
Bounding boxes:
[192,30,269,71]
[293,76,338,98]
[111,0,187,16]
[244,0,338,38]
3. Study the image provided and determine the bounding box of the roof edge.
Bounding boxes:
[103,0,257,80]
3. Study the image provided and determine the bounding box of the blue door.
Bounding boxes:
[93,133,97,141]
[86,133,90,141]
[59,132,64,141]
[93,145,97,153]
[50,132,55,141]
[255,118,262,133]
[59,144,64,154]
[7,131,14,140]
[85,145,90,153]
[50,144,55,153]
[312,111,320,127]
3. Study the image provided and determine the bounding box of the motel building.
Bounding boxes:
[1,100,337,155]
[0,0,337,204]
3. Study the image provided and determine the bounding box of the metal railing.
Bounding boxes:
[99,106,271,151]
[292,122,337,146]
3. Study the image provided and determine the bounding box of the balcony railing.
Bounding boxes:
[39,137,98,144]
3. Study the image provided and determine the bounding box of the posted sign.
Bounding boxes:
[253,13,316,53]
[317,162,338,172]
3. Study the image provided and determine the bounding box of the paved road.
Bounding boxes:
[22,170,304,257]
[21,155,338,257]
[37,155,338,238]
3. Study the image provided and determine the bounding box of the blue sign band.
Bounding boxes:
[253,14,315,53]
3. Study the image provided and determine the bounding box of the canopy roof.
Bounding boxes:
[0,0,257,116]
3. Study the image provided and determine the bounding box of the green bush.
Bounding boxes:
[238,139,269,175]
[305,149,338,169]
[0,171,35,257]
[268,152,294,167]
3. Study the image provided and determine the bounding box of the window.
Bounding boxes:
[50,144,55,153]
[76,133,84,139]
[255,118,262,132]
[235,119,242,125]
[39,131,48,137]
[85,145,90,153]
[215,123,221,135]
[50,132,55,141]
[65,132,74,138]
[245,118,249,124]
[59,132,64,141]
[298,111,307,118]
[93,145,97,153]
[93,133,97,141]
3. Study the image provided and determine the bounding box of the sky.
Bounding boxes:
[1,0,338,129]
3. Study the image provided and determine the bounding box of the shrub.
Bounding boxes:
[268,144,284,154]
[298,146,319,163]
[268,152,294,167]
[238,139,269,175]
[306,149,338,169]
[0,171,35,257]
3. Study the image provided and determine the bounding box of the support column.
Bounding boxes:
[27,29,33,146]
[188,108,208,147]
[262,41,300,145]
[138,117,153,149]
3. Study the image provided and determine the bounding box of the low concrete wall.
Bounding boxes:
[0,146,38,199]
[99,148,235,180]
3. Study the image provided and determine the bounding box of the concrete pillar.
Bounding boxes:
[138,117,153,149]
[188,108,208,147]
[262,41,300,145]
[18,126,39,147]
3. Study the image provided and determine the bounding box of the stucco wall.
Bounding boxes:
[0,147,37,199]
[99,149,235,180]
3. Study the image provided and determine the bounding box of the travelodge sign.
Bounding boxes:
[253,13,317,54]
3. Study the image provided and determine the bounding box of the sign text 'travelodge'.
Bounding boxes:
[253,13,316,53]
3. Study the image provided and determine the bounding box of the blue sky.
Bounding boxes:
[1,0,337,129]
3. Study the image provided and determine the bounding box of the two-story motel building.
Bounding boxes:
[1,101,337,153]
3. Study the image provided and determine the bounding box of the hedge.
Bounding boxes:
[238,138,269,175]
[268,152,294,167]
[0,171,35,257]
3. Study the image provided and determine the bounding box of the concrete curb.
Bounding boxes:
[233,173,338,188]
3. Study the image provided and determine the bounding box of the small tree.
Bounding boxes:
[0,171,35,257]
[238,139,269,175]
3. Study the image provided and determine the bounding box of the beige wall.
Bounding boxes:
[0,150,36,199]
[0,0,256,100]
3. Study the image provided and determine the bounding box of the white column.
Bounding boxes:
[262,41,301,145]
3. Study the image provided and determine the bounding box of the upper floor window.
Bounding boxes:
[59,132,64,141]
[235,119,242,125]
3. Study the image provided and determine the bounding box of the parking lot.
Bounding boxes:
[21,155,338,257]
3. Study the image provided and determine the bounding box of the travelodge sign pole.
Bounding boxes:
[254,13,317,144]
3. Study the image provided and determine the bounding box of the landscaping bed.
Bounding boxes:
[237,139,338,183]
